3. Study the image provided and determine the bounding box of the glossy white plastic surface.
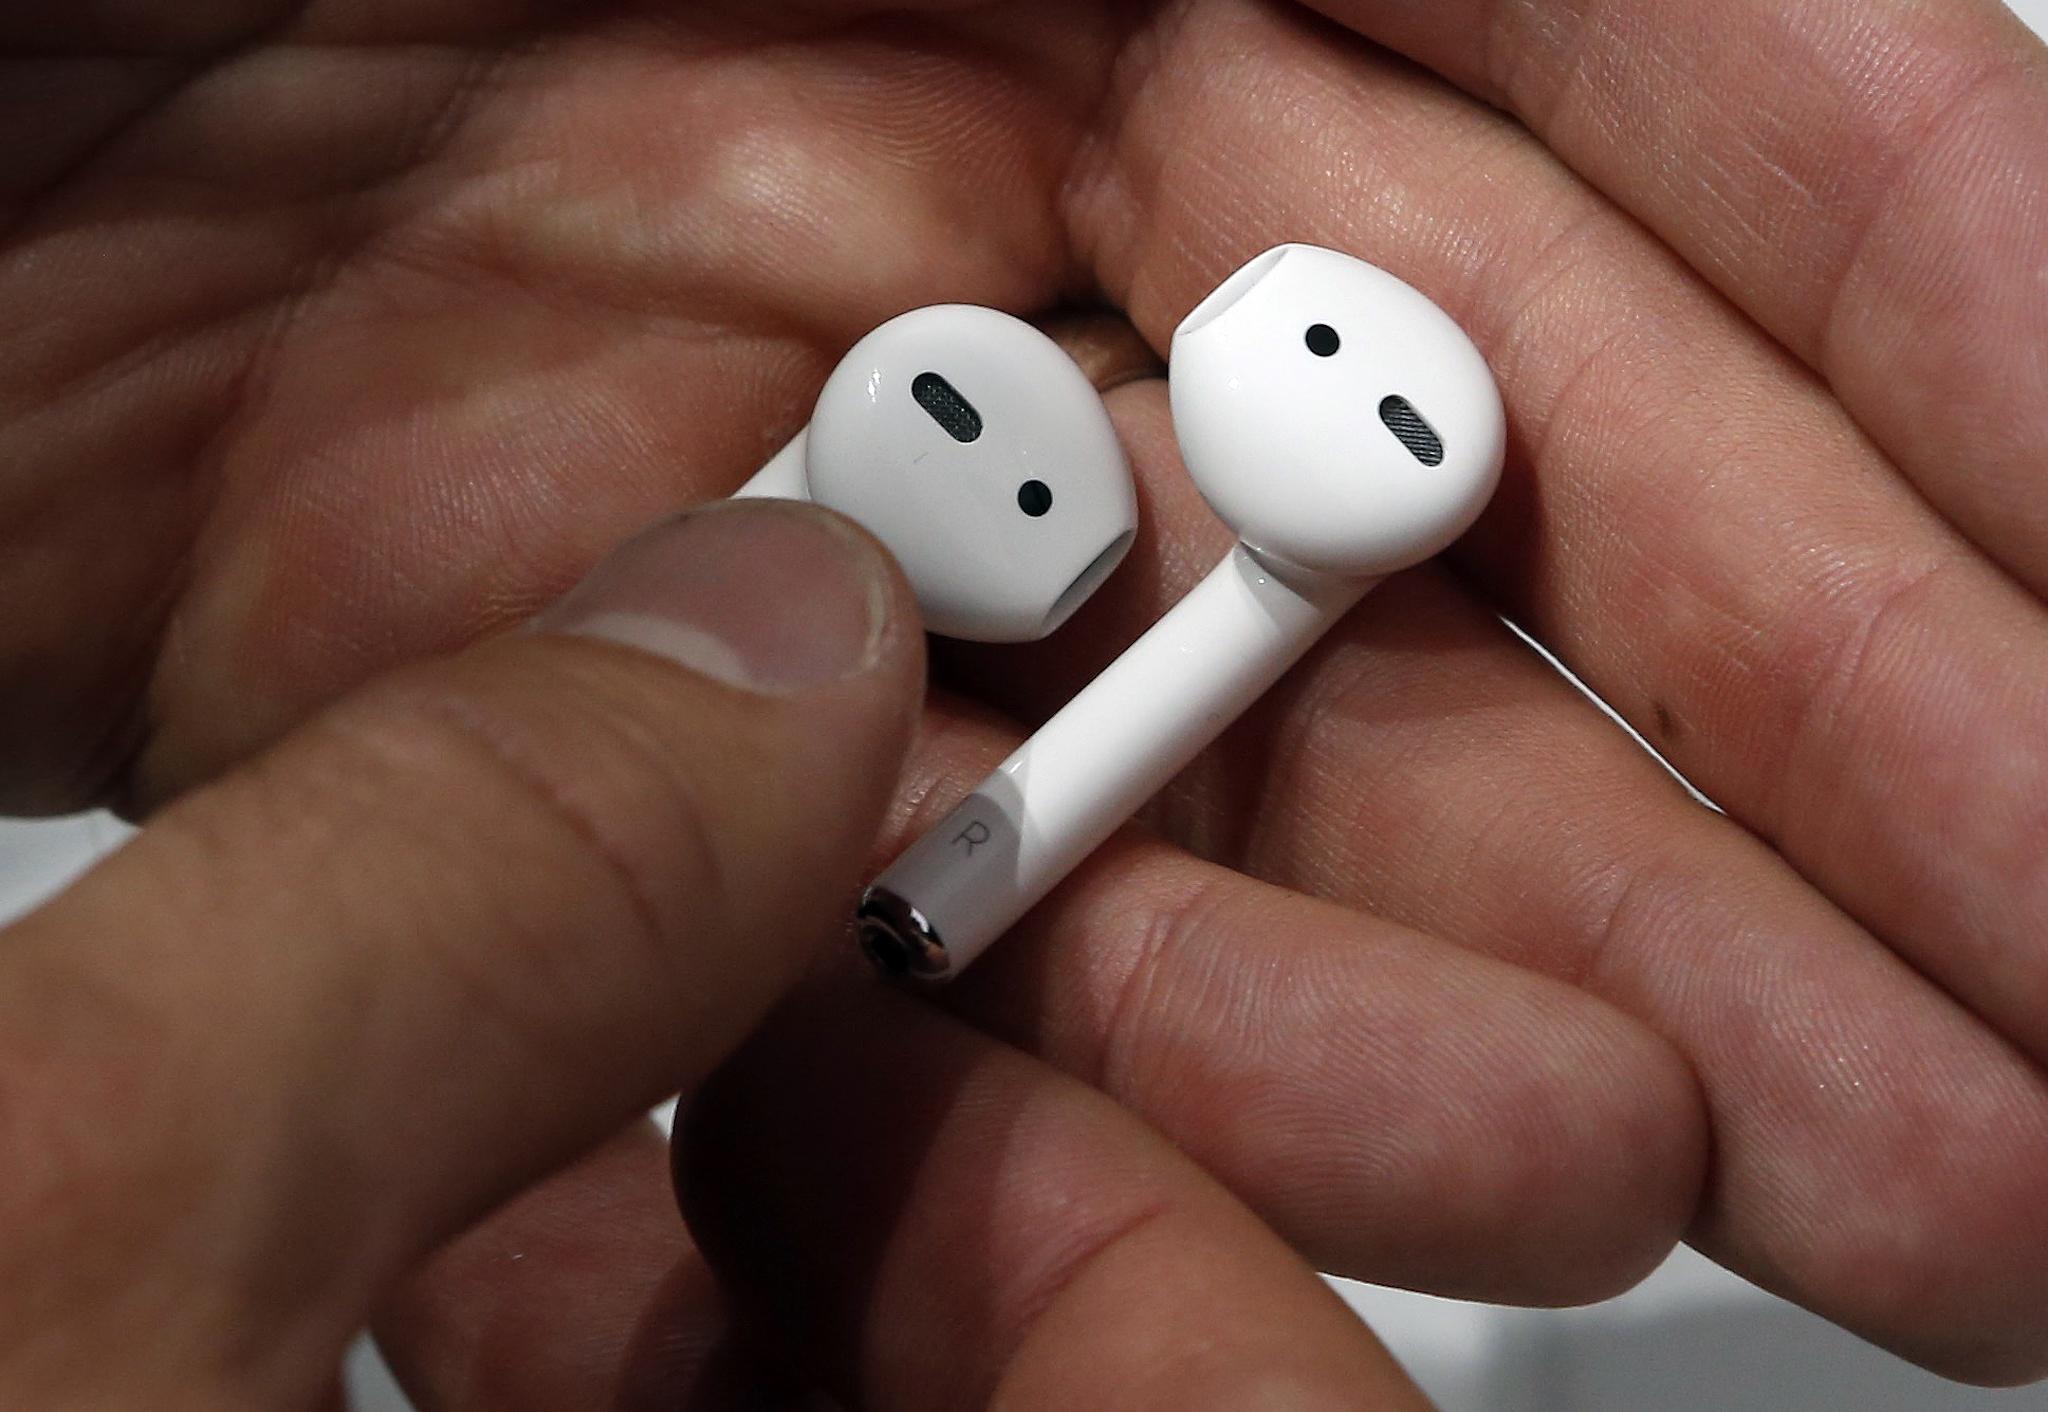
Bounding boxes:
[736,429,810,501]
[866,245,1507,981]
[737,306,1137,643]
[868,547,1374,978]
[1171,244,1505,577]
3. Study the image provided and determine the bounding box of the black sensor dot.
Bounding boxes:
[1306,324,1342,357]
[1018,481,1054,517]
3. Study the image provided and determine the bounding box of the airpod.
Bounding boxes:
[736,305,1138,643]
[859,245,1506,981]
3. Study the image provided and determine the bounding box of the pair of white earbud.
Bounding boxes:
[743,244,1507,981]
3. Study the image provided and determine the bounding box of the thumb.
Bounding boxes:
[0,501,922,1403]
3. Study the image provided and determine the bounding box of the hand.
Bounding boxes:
[0,501,1442,1408]
[5,0,2046,1398]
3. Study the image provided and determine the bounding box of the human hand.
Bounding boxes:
[5,0,2046,1395]
[0,501,1453,1408]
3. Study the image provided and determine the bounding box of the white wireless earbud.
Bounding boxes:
[859,245,1507,981]
[737,305,1139,643]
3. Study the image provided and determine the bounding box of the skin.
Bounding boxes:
[2,0,2046,1403]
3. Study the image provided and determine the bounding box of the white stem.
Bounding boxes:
[864,545,1377,980]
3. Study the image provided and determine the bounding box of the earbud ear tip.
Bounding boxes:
[1175,244,1300,341]
[1169,245,1504,578]
[803,306,1137,643]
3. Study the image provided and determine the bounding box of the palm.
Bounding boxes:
[1,1,1112,806]
[9,0,2048,1397]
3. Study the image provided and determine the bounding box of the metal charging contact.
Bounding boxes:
[857,886,953,982]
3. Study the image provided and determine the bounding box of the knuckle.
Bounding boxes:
[1817,52,2031,357]
[1479,0,1599,130]
[1090,869,1243,1101]
[1755,556,1959,824]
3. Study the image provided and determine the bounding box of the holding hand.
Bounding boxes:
[5,0,2048,1401]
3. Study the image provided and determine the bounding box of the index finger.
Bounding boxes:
[1301,0,2048,595]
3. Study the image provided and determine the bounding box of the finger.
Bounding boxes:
[0,501,921,1406]
[896,683,1701,1309]
[376,1122,828,1411]
[1082,13,2048,1078]
[958,374,2048,1377]
[1195,564,2048,1384]
[680,982,1435,1412]
[1299,0,2048,596]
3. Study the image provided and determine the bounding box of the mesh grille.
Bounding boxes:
[912,372,984,444]
[1379,396,1445,467]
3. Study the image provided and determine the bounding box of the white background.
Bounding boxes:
[4,2,2046,1406]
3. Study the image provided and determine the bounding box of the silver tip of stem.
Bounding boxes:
[857,887,952,982]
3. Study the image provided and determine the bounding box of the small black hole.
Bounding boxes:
[1018,481,1054,518]
[1306,324,1342,357]
[861,923,913,978]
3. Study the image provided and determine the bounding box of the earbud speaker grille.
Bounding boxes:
[1379,396,1445,467]
[912,372,985,444]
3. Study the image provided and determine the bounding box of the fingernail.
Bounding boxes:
[535,501,894,694]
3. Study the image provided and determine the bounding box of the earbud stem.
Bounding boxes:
[862,546,1378,982]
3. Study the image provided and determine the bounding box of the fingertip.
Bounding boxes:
[535,499,927,702]
[1447,991,1708,1306]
